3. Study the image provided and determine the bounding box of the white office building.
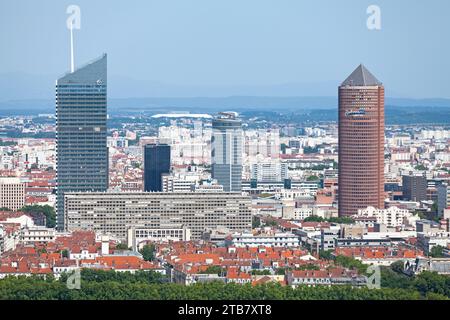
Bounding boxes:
[356,206,417,228]
[228,232,300,248]
[65,192,252,240]
[0,177,25,211]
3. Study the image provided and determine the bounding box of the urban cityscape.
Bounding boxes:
[0,0,449,309]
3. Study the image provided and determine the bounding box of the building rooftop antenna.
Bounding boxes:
[66,5,81,73]
[70,24,75,73]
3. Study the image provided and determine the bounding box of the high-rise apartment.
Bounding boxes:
[211,112,243,192]
[64,192,252,240]
[56,54,109,230]
[143,144,171,192]
[338,65,385,217]
[0,177,25,211]
[402,174,427,202]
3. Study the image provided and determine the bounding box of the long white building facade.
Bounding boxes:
[64,192,252,240]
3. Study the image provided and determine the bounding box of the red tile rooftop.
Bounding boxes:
[300,222,332,229]
[25,196,49,204]
[278,221,300,230]
[226,271,251,280]
[0,211,28,220]
[334,246,424,259]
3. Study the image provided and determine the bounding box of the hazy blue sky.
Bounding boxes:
[1,0,450,99]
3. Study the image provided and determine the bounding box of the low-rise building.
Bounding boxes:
[20,226,56,244]
[127,226,191,251]
[356,206,417,228]
[404,257,450,275]
[227,231,300,248]
[286,268,366,287]
[320,226,340,251]
[0,177,26,211]
[417,231,450,254]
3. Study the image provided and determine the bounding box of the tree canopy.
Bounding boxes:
[140,244,156,261]
[0,268,448,300]
[19,205,56,228]
[303,216,355,224]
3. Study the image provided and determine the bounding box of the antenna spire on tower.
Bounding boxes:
[70,24,75,73]
[66,4,81,73]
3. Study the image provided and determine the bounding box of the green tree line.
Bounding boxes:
[303,216,355,224]
[0,269,448,300]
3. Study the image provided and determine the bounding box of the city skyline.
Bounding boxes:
[0,0,449,306]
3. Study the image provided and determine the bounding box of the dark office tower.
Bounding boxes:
[56,54,109,230]
[144,144,171,192]
[211,112,243,192]
[402,174,427,202]
[338,65,385,217]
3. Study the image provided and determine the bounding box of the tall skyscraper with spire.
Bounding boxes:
[338,64,385,217]
[211,112,243,192]
[56,54,109,230]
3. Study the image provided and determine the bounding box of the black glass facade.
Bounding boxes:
[144,144,171,192]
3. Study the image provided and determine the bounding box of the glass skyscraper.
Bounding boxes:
[56,54,109,230]
[144,144,171,192]
[211,112,243,192]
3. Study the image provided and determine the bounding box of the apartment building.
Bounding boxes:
[0,177,25,211]
[64,192,252,240]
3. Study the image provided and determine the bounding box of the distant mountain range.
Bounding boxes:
[1,72,450,115]
[1,96,450,116]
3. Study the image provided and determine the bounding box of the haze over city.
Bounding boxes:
[1,0,450,100]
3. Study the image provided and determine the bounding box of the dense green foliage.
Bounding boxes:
[114,243,129,250]
[303,216,355,224]
[306,175,319,181]
[252,215,261,228]
[58,269,166,284]
[204,266,225,275]
[319,250,334,260]
[414,164,428,171]
[0,268,448,300]
[251,269,271,275]
[1,261,449,300]
[334,255,368,274]
[140,244,156,261]
[430,245,445,258]
[0,272,445,300]
[310,164,335,171]
[61,249,69,258]
[296,264,320,271]
[261,217,279,227]
[19,205,56,228]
